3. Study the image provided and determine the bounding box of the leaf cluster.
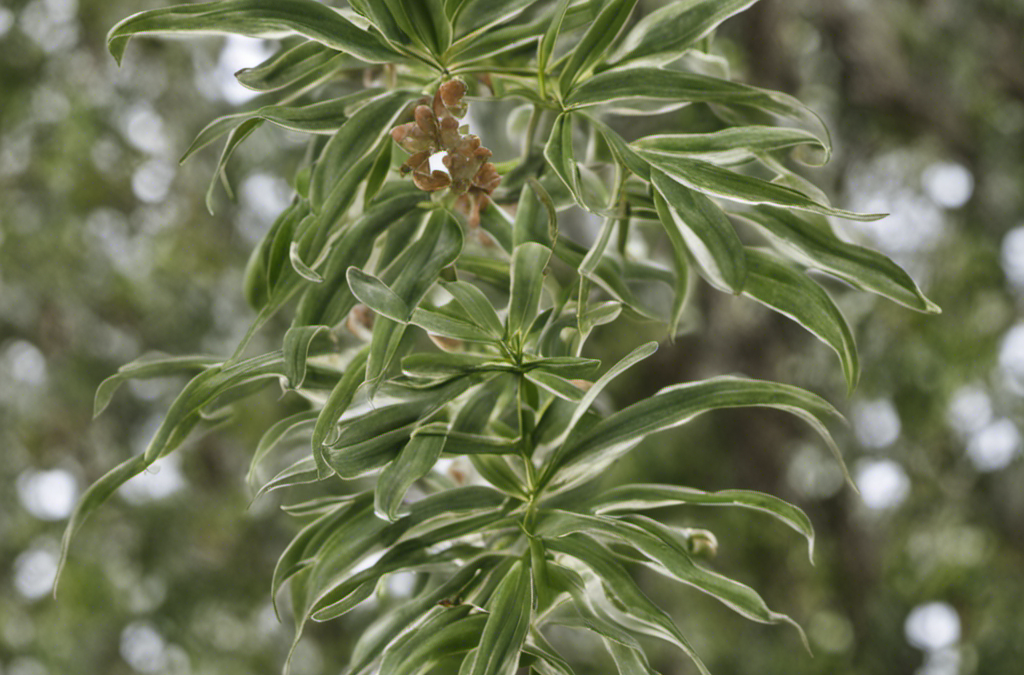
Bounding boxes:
[61,1,939,673]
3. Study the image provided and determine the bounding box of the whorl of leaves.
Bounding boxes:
[61,1,938,673]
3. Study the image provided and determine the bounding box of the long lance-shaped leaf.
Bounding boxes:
[467,559,533,675]
[206,117,263,213]
[737,207,940,313]
[247,410,318,485]
[54,453,149,594]
[410,306,500,343]
[523,629,576,675]
[546,534,711,675]
[557,0,638,93]
[635,125,829,167]
[536,0,572,98]
[294,191,425,327]
[142,353,288,464]
[507,243,552,339]
[283,325,330,389]
[544,114,583,207]
[310,541,483,621]
[454,0,543,42]
[310,91,413,212]
[440,280,506,339]
[311,347,369,474]
[107,0,400,66]
[235,40,347,91]
[652,167,747,293]
[93,353,221,417]
[375,425,449,521]
[591,484,816,562]
[742,248,859,393]
[365,210,464,395]
[348,268,411,322]
[536,510,807,644]
[609,0,760,67]
[545,375,849,493]
[644,152,883,222]
[249,88,385,134]
[345,555,508,675]
[380,609,488,675]
[547,341,658,453]
[603,637,657,675]
[565,67,831,153]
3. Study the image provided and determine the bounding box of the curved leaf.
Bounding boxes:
[742,248,859,393]
[108,0,399,66]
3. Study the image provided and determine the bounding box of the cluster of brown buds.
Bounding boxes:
[390,79,501,226]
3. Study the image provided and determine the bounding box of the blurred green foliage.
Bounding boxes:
[1,1,1021,674]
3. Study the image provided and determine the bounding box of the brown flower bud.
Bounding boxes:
[412,169,451,192]
[472,162,501,194]
[414,105,437,138]
[347,304,375,341]
[438,117,461,151]
[439,78,468,119]
[391,123,433,154]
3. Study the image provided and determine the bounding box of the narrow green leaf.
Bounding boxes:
[738,207,940,313]
[55,453,150,595]
[235,40,346,92]
[247,411,318,485]
[547,375,848,493]
[635,125,828,167]
[545,534,710,675]
[440,280,506,338]
[348,268,411,322]
[410,306,501,343]
[524,370,587,402]
[283,325,330,389]
[742,248,859,393]
[609,0,759,67]
[652,168,747,293]
[592,483,816,562]
[537,0,572,98]
[375,426,449,521]
[93,354,220,418]
[108,0,399,66]
[312,347,369,473]
[551,341,658,451]
[507,243,552,338]
[538,511,804,636]
[309,91,413,212]
[645,153,883,222]
[558,0,638,93]
[467,559,533,675]
[206,117,264,214]
[565,67,830,154]
[543,114,582,206]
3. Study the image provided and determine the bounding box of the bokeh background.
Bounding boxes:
[1,1,1023,674]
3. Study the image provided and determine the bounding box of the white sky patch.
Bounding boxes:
[14,546,59,600]
[946,385,992,436]
[922,161,974,209]
[5,339,48,386]
[120,622,168,674]
[17,468,77,521]
[214,35,277,105]
[120,455,187,504]
[905,602,961,651]
[850,398,901,449]
[966,418,1021,472]
[855,459,910,510]
[132,159,176,204]
[998,323,1024,394]
[1000,226,1024,291]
